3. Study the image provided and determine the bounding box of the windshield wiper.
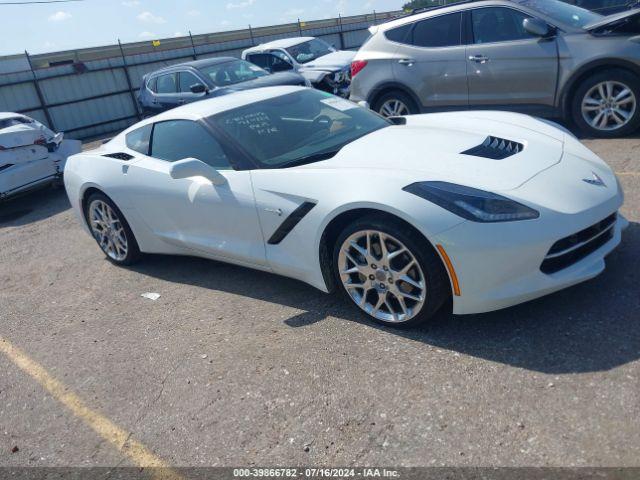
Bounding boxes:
[278,149,342,168]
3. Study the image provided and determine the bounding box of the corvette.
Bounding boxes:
[64,86,627,326]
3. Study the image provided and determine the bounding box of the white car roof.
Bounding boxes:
[244,36,316,54]
[121,86,307,134]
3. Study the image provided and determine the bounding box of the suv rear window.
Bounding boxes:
[384,13,462,48]
[385,24,412,43]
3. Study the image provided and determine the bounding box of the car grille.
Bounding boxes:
[540,213,617,274]
[461,136,524,160]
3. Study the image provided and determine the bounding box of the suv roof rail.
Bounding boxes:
[409,0,485,15]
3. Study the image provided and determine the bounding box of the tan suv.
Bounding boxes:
[349,0,640,137]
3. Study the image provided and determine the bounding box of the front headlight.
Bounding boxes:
[403,181,539,223]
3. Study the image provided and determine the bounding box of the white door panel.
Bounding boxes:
[124,157,266,267]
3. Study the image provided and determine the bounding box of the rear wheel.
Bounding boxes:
[572,69,640,138]
[333,215,450,327]
[84,192,141,266]
[373,90,419,117]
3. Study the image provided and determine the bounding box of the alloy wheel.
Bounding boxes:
[338,230,426,323]
[379,99,410,117]
[88,200,128,261]
[581,81,636,132]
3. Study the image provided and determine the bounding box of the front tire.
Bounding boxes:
[333,215,450,327]
[571,69,640,138]
[84,192,141,266]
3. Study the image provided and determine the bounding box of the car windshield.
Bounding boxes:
[285,38,335,64]
[209,89,390,168]
[516,0,602,28]
[199,59,269,87]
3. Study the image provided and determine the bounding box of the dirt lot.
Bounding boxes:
[0,134,639,469]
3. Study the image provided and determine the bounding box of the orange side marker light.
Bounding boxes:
[436,244,461,297]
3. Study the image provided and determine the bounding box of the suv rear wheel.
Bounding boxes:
[572,69,640,138]
[373,90,419,118]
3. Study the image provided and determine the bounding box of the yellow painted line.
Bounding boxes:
[0,336,182,479]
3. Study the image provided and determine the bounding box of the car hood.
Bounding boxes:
[298,50,355,72]
[308,111,568,192]
[583,7,640,31]
[219,72,305,92]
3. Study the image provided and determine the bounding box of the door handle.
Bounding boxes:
[468,55,489,64]
[398,58,415,66]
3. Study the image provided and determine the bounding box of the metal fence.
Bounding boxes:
[0,10,402,140]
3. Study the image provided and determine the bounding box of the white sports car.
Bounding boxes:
[64,86,626,326]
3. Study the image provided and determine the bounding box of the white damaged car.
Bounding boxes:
[64,87,626,327]
[0,112,81,201]
[242,37,354,97]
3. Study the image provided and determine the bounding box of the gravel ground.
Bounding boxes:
[0,134,638,469]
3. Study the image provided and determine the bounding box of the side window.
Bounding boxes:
[246,54,270,69]
[179,71,202,93]
[385,24,412,44]
[472,8,534,44]
[146,76,158,93]
[125,124,152,155]
[245,53,291,72]
[412,13,462,48]
[266,52,293,72]
[150,120,231,169]
[156,73,177,94]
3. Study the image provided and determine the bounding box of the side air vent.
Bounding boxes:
[461,136,524,160]
[102,152,134,161]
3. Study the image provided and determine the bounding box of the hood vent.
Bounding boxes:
[461,136,523,160]
[103,152,134,161]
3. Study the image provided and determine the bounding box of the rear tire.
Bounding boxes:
[332,215,450,328]
[571,69,640,138]
[373,90,419,117]
[83,192,141,266]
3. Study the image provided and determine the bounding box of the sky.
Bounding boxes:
[0,0,403,56]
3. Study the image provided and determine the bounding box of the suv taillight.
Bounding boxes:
[350,60,368,78]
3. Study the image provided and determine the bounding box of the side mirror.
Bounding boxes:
[169,158,226,185]
[523,18,552,37]
[190,83,207,94]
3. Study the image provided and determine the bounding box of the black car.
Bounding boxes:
[137,57,308,116]
[561,0,639,15]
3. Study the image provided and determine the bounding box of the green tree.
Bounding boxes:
[402,0,439,10]
[402,0,459,11]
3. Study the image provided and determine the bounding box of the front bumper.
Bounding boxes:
[434,207,627,315]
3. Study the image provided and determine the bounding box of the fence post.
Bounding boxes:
[373,10,377,24]
[297,18,303,36]
[337,14,345,49]
[248,24,256,46]
[189,31,198,60]
[118,39,142,121]
[24,51,54,130]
